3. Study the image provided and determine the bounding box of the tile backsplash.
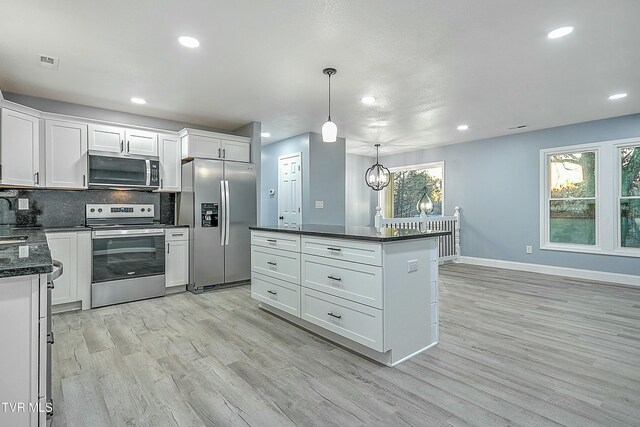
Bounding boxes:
[0,189,175,228]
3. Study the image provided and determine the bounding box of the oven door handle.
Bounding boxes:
[92,229,166,239]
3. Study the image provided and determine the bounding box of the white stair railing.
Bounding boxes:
[378,207,461,262]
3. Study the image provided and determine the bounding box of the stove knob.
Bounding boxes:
[98,208,102,213]
[90,208,95,213]
[141,208,145,212]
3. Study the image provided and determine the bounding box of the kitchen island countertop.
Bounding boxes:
[0,226,52,278]
[249,224,451,242]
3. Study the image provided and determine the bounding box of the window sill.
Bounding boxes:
[540,244,640,258]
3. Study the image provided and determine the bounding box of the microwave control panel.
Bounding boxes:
[201,203,218,227]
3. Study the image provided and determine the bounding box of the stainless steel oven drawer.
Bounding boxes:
[91,275,166,308]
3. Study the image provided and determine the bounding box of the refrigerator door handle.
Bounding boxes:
[225,180,230,245]
[220,180,226,246]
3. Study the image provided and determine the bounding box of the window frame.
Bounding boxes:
[540,137,640,258]
[615,140,640,254]
[380,161,446,217]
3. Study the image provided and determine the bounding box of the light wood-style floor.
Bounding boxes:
[50,264,640,427]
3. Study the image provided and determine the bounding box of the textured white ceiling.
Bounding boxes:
[1,0,639,156]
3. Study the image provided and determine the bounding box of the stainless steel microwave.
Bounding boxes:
[88,155,160,189]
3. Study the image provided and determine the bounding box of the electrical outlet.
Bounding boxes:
[18,198,29,210]
[408,259,418,273]
[19,246,29,258]
[315,200,324,209]
[526,245,533,254]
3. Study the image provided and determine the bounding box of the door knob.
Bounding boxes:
[279,216,284,220]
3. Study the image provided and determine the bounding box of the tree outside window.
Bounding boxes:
[385,164,443,217]
[620,146,640,248]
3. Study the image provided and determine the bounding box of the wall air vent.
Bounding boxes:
[36,54,59,70]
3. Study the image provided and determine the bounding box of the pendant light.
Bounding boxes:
[416,187,434,214]
[365,144,390,191]
[321,67,337,143]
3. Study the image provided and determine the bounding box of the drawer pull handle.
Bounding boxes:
[327,312,342,319]
[267,290,277,295]
[266,239,277,243]
[267,261,277,266]
[327,275,342,281]
[47,332,55,345]
[171,233,184,237]
[327,247,342,252]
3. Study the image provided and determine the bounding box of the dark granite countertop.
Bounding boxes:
[44,226,92,233]
[0,226,53,278]
[249,224,451,242]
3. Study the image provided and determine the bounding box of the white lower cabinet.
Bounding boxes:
[165,229,189,289]
[251,272,300,316]
[0,273,47,426]
[45,231,91,311]
[251,230,440,366]
[301,287,383,351]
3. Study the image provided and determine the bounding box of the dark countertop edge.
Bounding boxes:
[0,264,53,279]
[248,226,452,242]
[43,224,187,233]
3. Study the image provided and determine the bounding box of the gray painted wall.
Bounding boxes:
[345,153,377,227]
[379,113,640,276]
[234,121,262,224]
[260,132,345,226]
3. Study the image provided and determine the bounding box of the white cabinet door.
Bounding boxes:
[0,108,40,187]
[221,139,250,162]
[125,129,157,156]
[166,240,189,287]
[45,120,88,189]
[158,134,181,192]
[181,133,221,160]
[88,124,124,154]
[0,275,40,427]
[46,232,78,305]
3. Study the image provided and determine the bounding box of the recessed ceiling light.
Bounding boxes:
[547,26,574,39]
[361,96,376,105]
[608,93,628,100]
[130,97,146,105]
[261,132,271,137]
[178,36,200,48]
[457,124,469,131]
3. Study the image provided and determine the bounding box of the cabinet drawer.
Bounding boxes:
[166,228,189,241]
[251,246,300,284]
[301,288,383,351]
[251,231,300,252]
[301,237,382,266]
[251,272,300,317]
[302,254,382,309]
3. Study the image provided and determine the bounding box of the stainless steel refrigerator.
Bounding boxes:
[178,159,256,292]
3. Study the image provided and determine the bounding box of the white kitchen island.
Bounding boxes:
[249,224,451,367]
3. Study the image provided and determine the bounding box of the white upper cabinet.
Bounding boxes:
[126,129,158,156]
[221,139,250,162]
[158,134,181,192]
[0,108,41,187]
[180,128,250,162]
[88,123,124,154]
[45,120,88,189]
[89,124,157,157]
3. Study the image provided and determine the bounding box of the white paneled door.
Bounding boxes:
[278,152,302,226]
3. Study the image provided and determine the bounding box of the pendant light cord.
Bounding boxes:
[328,74,332,121]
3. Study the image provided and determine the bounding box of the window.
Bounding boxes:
[541,138,640,257]
[619,145,640,249]
[384,162,444,217]
[548,151,597,245]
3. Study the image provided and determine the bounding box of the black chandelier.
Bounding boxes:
[365,144,390,191]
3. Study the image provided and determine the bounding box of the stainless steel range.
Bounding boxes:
[87,204,165,308]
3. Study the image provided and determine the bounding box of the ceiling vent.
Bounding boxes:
[36,54,59,70]
[508,124,527,130]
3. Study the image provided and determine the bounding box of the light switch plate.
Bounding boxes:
[526,245,533,254]
[18,198,29,210]
[315,200,324,209]
[408,259,418,273]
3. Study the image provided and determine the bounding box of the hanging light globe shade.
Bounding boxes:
[322,119,337,143]
[365,144,390,191]
[416,191,434,214]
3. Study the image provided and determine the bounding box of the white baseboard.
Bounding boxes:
[459,256,640,287]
